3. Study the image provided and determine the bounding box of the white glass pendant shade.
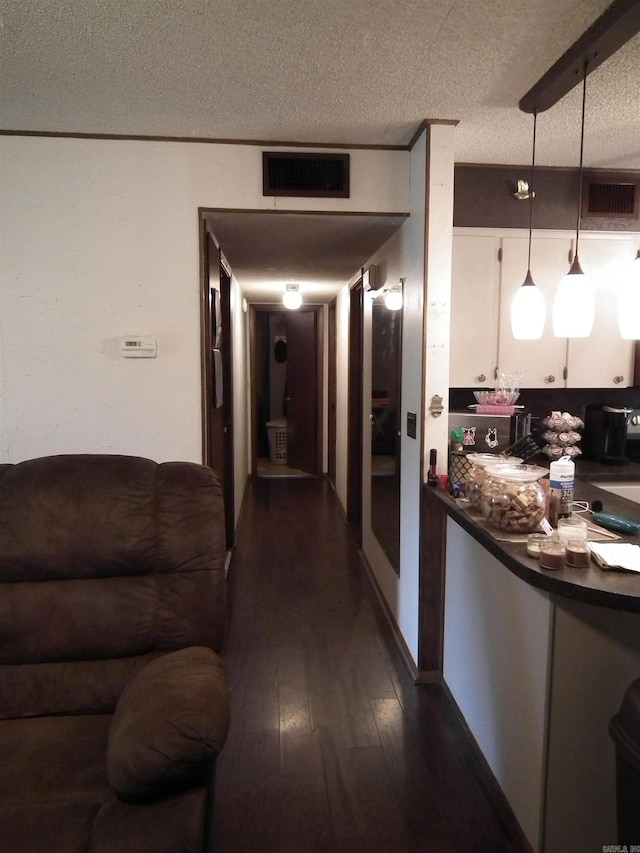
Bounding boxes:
[511,271,545,339]
[552,256,594,338]
[282,289,302,309]
[384,288,403,311]
[618,251,640,339]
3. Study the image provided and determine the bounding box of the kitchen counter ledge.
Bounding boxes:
[575,457,640,482]
[424,477,640,613]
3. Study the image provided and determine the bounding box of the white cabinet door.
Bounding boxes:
[450,233,500,387]
[498,236,570,388]
[566,234,637,388]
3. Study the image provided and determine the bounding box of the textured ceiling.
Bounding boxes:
[1,0,638,301]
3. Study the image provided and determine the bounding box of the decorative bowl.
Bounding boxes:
[473,390,520,406]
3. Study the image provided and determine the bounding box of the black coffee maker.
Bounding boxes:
[583,403,632,465]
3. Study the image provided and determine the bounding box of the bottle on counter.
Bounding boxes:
[547,456,575,527]
[428,448,438,487]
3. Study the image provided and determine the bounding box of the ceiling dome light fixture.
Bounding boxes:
[282,283,302,310]
[618,246,640,339]
[511,110,545,340]
[552,62,595,338]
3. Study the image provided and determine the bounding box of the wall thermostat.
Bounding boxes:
[119,336,157,358]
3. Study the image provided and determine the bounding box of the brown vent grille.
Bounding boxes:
[263,152,350,198]
[583,176,638,219]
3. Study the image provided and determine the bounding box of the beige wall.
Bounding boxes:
[0,135,409,534]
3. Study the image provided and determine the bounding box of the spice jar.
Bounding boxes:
[479,463,547,533]
[465,453,522,508]
[540,537,567,570]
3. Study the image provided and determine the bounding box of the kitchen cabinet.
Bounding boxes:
[449,232,500,387]
[565,233,637,388]
[450,228,639,389]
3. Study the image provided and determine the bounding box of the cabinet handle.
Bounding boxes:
[476,374,486,383]
[614,375,624,384]
[544,375,556,384]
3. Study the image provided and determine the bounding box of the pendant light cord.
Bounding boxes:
[527,111,537,273]
[575,60,589,256]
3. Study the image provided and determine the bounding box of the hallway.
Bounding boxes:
[212,477,529,852]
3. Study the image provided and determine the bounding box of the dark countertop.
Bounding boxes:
[425,474,640,613]
[575,458,640,483]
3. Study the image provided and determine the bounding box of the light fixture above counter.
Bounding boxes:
[510,111,546,340]
[516,0,640,342]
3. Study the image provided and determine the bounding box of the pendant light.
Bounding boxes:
[552,62,594,338]
[510,110,545,339]
[618,246,640,339]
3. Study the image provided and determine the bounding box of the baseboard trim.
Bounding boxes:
[356,546,420,683]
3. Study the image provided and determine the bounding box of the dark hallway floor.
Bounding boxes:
[212,477,530,853]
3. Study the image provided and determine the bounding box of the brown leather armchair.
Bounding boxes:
[0,454,231,853]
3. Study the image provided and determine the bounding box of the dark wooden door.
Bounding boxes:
[285,309,318,475]
[204,232,235,548]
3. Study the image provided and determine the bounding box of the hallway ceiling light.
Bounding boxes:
[283,283,302,310]
[511,111,545,340]
[384,279,403,311]
[552,62,595,339]
[618,247,640,339]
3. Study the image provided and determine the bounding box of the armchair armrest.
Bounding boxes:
[107,647,230,803]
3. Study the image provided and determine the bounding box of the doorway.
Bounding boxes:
[250,304,323,478]
[201,225,235,548]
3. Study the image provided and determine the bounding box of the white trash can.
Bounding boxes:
[266,419,287,464]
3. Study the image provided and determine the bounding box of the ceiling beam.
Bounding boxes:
[519,0,640,113]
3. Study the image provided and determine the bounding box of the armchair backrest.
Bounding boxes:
[0,455,228,718]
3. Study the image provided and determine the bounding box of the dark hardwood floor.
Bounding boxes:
[212,477,530,853]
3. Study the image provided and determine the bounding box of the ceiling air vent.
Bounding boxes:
[263,152,350,198]
[583,173,639,219]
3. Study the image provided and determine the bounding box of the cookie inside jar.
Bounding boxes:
[465,452,523,508]
[479,464,548,533]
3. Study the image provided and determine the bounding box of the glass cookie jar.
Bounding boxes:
[465,453,523,508]
[479,464,548,533]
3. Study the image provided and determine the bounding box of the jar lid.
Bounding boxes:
[466,453,523,469]
[486,463,548,483]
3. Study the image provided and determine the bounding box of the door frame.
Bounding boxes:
[347,277,364,537]
[249,303,323,477]
[327,297,337,488]
[199,217,235,547]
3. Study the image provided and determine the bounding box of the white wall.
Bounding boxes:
[358,129,428,662]
[339,125,455,666]
[422,124,456,472]
[0,137,408,485]
[230,273,249,529]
